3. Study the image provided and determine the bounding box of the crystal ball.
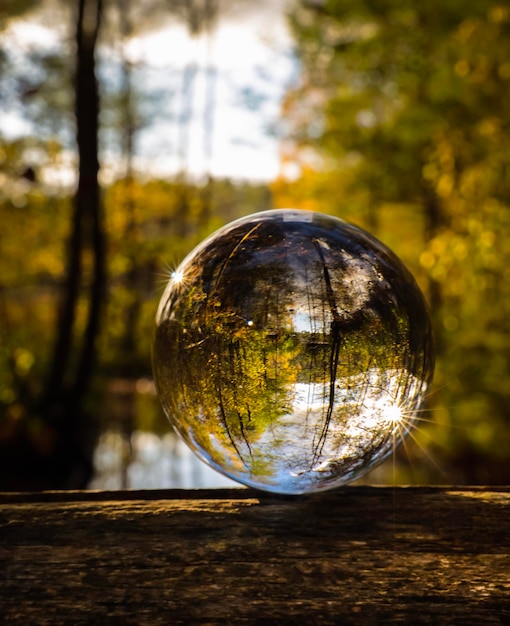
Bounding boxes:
[153,209,434,494]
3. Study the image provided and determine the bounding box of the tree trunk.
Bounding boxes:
[36,0,104,488]
[71,0,105,407]
[117,0,142,376]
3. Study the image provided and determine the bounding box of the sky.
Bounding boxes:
[1,0,297,185]
[118,3,296,182]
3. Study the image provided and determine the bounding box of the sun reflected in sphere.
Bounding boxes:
[381,403,403,427]
[153,209,434,494]
[170,269,184,284]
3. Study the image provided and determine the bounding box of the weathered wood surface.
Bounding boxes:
[1,486,509,625]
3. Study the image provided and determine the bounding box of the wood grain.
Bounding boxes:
[1,487,509,624]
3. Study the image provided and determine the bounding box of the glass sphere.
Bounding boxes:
[153,209,434,494]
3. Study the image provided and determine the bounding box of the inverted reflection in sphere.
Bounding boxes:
[153,209,434,494]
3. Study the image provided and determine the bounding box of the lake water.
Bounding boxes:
[88,378,239,490]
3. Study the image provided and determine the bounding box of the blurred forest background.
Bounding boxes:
[1,0,509,490]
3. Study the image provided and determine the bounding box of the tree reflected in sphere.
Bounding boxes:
[153,209,434,494]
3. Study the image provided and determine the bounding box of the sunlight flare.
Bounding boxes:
[382,402,404,427]
[171,269,185,284]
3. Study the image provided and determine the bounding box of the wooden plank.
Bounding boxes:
[1,487,509,624]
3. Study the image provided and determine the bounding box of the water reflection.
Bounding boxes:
[89,429,238,490]
[88,379,238,490]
